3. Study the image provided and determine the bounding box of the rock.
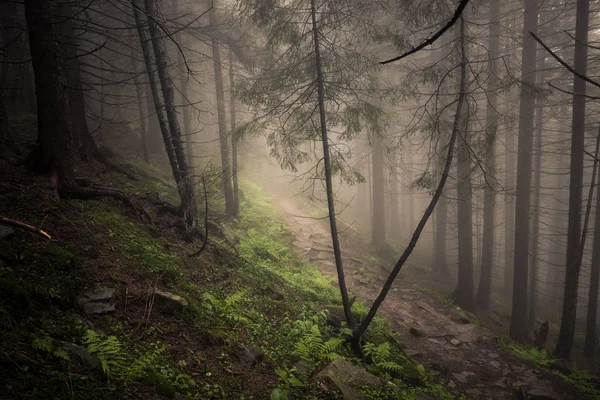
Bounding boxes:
[405,349,424,359]
[526,389,559,400]
[416,301,435,313]
[0,224,15,240]
[450,338,461,346]
[58,342,101,371]
[465,389,482,396]
[461,371,475,377]
[447,380,456,388]
[78,286,116,315]
[314,359,386,400]
[410,327,426,338]
[489,360,501,368]
[264,288,284,301]
[235,345,264,368]
[451,373,467,384]
[292,360,311,376]
[152,290,188,315]
[488,352,499,359]
[454,315,470,324]
[492,379,507,388]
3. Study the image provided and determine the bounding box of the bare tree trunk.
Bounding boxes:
[510,0,539,343]
[504,98,515,295]
[475,0,500,310]
[528,52,546,329]
[309,0,354,338]
[389,157,402,240]
[229,48,239,216]
[24,0,74,190]
[585,157,600,359]
[372,131,386,249]
[132,55,150,163]
[555,0,589,359]
[435,195,448,275]
[172,0,194,176]
[451,15,474,312]
[209,4,235,217]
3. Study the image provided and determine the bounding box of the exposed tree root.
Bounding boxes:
[61,184,152,223]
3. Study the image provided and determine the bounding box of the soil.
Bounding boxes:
[262,178,577,400]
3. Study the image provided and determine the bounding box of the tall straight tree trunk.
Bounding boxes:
[435,195,448,275]
[309,0,354,336]
[475,0,500,310]
[585,163,600,359]
[132,54,150,163]
[451,15,474,312]
[389,158,402,240]
[504,97,516,295]
[371,131,386,249]
[528,52,546,328]
[209,4,235,217]
[172,0,194,176]
[510,0,539,343]
[555,0,589,359]
[24,0,74,190]
[143,0,197,228]
[229,48,240,216]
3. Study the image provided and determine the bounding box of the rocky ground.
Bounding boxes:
[267,186,575,400]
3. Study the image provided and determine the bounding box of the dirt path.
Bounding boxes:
[262,180,573,400]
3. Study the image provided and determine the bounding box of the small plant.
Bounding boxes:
[31,335,71,362]
[290,311,345,364]
[363,342,405,376]
[202,290,249,324]
[83,329,164,384]
[271,367,306,400]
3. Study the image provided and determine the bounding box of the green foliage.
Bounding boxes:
[83,329,164,384]
[271,367,306,400]
[291,312,345,364]
[31,336,70,362]
[202,290,249,324]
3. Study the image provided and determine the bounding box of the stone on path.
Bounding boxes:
[315,359,386,400]
[235,345,264,368]
[152,289,188,315]
[78,286,116,315]
[0,224,15,240]
[451,373,467,384]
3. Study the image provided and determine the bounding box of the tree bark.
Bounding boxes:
[451,15,474,312]
[389,157,402,240]
[528,53,546,329]
[209,4,235,217]
[510,0,539,343]
[310,0,355,339]
[475,0,500,310]
[229,48,240,216]
[585,153,600,359]
[555,0,589,359]
[25,0,74,190]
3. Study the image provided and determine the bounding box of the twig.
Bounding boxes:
[380,0,470,65]
[0,216,51,240]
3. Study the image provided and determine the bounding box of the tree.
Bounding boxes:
[24,0,74,191]
[371,129,386,249]
[209,3,236,218]
[510,0,539,343]
[475,0,500,310]
[451,14,474,312]
[585,158,600,360]
[555,0,589,359]
[229,48,240,216]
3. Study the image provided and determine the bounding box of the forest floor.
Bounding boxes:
[260,175,589,400]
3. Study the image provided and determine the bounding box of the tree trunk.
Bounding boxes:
[144,0,197,228]
[585,158,600,359]
[510,0,539,343]
[528,53,546,329]
[435,194,448,275]
[209,4,235,217]
[555,0,589,359]
[389,158,402,240]
[504,96,516,295]
[172,0,194,176]
[475,0,500,310]
[229,48,240,216]
[451,15,474,312]
[371,131,386,249]
[25,0,74,190]
[309,0,355,337]
[132,56,150,163]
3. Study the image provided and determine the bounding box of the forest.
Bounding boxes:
[1,0,600,399]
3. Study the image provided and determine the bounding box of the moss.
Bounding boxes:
[82,201,182,278]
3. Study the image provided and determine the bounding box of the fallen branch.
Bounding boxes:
[0,215,51,240]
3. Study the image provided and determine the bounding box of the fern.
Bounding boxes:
[292,319,344,364]
[202,290,249,323]
[83,329,164,383]
[364,341,405,376]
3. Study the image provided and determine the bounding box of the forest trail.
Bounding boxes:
[261,179,573,400]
